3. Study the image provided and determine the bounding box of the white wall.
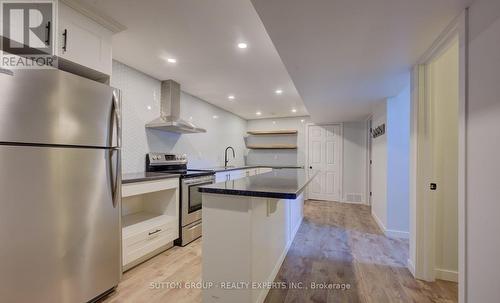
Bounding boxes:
[111,61,247,173]
[343,121,368,203]
[430,40,459,278]
[386,84,411,237]
[467,0,500,301]
[247,117,367,203]
[246,116,310,167]
[370,102,387,228]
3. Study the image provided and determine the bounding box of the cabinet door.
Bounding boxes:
[215,172,230,183]
[245,169,256,177]
[258,168,272,175]
[229,170,246,180]
[58,2,112,75]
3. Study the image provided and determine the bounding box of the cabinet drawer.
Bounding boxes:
[123,219,176,248]
[123,228,177,266]
[123,220,178,266]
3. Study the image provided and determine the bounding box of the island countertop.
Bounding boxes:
[194,165,302,173]
[198,168,314,199]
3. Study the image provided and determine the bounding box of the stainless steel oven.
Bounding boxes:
[145,152,215,246]
[180,174,215,246]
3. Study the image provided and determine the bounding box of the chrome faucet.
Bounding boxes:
[224,146,235,168]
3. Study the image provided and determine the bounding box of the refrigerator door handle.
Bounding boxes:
[109,148,120,208]
[0,68,14,76]
[110,90,121,148]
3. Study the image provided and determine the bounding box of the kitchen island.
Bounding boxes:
[199,168,314,303]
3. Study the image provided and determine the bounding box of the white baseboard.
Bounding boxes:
[385,229,410,239]
[371,211,409,239]
[407,258,416,277]
[371,211,386,232]
[435,268,459,282]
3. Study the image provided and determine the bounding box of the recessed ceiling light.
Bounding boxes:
[237,42,248,49]
[256,111,262,116]
[300,119,305,123]
[275,89,283,95]
[291,108,297,113]
[212,115,219,119]
[228,95,235,100]
[147,105,152,110]
[167,58,177,63]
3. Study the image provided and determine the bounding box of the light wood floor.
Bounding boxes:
[102,200,457,303]
[102,239,203,303]
[265,200,458,303]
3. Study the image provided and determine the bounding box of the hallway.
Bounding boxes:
[265,200,457,303]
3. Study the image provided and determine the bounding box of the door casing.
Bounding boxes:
[409,10,467,303]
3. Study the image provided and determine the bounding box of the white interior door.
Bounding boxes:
[307,124,341,201]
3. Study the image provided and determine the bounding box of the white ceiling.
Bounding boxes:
[81,0,307,120]
[251,0,468,122]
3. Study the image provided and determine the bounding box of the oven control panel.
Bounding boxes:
[147,152,187,165]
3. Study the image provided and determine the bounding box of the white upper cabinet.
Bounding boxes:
[57,1,113,76]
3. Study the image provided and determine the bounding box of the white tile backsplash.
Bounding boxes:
[111,61,247,173]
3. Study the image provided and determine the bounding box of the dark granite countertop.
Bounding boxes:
[122,172,180,184]
[198,168,314,199]
[194,165,303,173]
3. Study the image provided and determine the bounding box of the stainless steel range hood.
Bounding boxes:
[146,80,206,133]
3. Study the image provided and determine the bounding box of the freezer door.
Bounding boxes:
[0,145,121,303]
[0,69,120,148]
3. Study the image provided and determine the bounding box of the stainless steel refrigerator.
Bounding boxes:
[0,68,121,302]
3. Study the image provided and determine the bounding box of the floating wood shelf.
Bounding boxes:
[247,130,298,135]
[246,144,298,149]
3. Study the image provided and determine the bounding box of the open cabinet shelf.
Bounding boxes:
[247,130,298,135]
[246,144,298,149]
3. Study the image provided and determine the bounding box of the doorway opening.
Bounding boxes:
[428,37,460,283]
[410,12,466,302]
[306,123,343,202]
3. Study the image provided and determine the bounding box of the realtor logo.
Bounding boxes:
[1,0,57,68]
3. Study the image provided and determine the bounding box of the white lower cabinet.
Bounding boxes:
[215,171,231,183]
[121,178,179,271]
[257,167,273,174]
[215,167,273,182]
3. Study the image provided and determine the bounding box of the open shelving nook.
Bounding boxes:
[245,129,298,150]
[122,189,177,234]
[121,179,179,270]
